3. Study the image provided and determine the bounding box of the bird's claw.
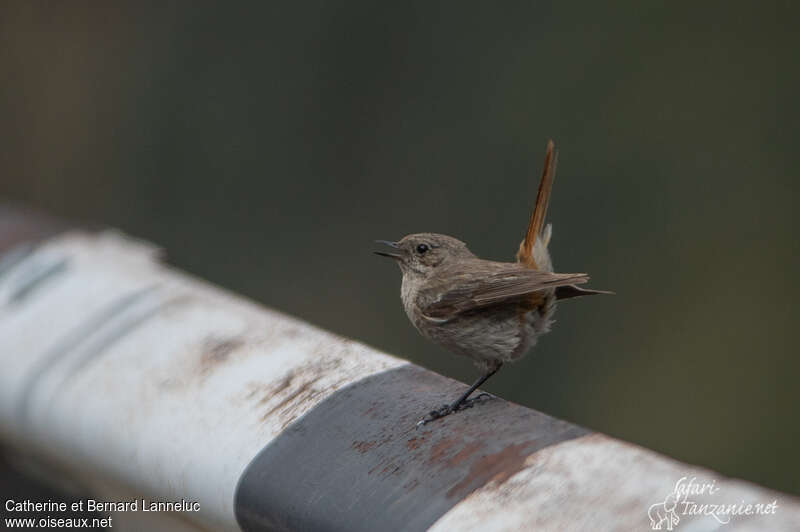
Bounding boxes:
[415,393,494,429]
[467,392,494,404]
[415,404,451,429]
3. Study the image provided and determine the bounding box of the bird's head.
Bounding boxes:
[374,233,475,276]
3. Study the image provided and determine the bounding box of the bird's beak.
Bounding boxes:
[373,240,402,259]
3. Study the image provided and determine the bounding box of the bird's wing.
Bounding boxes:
[421,265,588,320]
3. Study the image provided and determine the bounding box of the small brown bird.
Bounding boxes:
[375,141,610,426]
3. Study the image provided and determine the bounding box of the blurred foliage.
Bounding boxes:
[1,1,797,495]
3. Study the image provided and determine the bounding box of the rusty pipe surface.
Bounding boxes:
[0,204,798,531]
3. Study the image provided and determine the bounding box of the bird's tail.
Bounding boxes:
[517,140,557,270]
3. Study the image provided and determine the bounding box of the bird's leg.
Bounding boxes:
[448,363,502,411]
[417,363,502,428]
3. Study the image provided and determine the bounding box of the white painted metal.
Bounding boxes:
[1,230,797,531]
[430,433,800,531]
[0,231,405,531]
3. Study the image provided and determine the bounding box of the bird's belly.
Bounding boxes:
[412,301,555,370]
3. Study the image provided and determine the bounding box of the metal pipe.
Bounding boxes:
[0,205,797,531]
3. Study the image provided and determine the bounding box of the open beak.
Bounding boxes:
[373,240,402,259]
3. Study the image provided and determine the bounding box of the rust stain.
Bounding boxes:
[427,438,457,465]
[198,336,245,375]
[245,387,260,400]
[351,440,377,454]
[406,437,423,451]
[380,463,400,475]
[260,372,294,403]
[367,452,403,477]
[447,441,483,466]
[260,380,314,421]
[447,440,536,498]
[403,479,419,492]
[247,353,347,429]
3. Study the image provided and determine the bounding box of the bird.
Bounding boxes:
[375,140,610,426]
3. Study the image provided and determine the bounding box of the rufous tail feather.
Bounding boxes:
[517,140,557,268]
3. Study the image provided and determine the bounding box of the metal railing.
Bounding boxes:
[0,205,797,531]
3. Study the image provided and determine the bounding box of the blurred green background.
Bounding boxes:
[1,2,797,496]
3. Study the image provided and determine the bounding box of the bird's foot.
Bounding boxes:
[415,404,453,428]
[457,392,494,410]
[415,392,494,429]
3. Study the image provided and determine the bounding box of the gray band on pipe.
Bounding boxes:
[234,364,588,532]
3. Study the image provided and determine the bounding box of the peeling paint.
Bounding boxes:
[260,380,315,424]
[243,354,365,431]
[427,438,458,465]
[446,441,482,467]
[198,336,245,376]
[446,440,536,498]
[351,440,377,454]
[405,436,423,451]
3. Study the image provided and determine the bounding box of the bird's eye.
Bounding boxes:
[416,243,429,254]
